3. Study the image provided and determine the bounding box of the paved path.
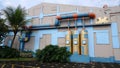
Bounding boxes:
[0,61,120,68]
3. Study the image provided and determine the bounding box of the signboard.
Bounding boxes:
[96,17,109,24]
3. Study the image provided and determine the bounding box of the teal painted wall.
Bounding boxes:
[70,52,90,63]
[90,56,115,63]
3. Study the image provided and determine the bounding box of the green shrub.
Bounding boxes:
[0,46,20,58]
[20,51,34,58]
[36,45,71,63]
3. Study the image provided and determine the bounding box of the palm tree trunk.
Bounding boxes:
[10,32,17,48]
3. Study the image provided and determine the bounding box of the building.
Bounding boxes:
[4,3,120,63]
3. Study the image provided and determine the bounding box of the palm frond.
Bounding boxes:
[3,5,27,29]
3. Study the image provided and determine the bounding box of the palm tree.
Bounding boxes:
[4,6,28,48]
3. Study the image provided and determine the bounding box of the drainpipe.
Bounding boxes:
[82,17,85,28]
[19,26,32,51]
[73,14,78,30]
[56,13,95,20]
[67,19,70,30]
[56,13,95,27]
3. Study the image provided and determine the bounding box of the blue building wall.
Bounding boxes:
[19,18,120,63]
[87,27,94,57]
[30,26,95,62]
[6,23,120,63]
[111,23,120,48]
[94,30,109,44]
[31,29,67,52]
[6,9,120,63]
[3,3,120,63]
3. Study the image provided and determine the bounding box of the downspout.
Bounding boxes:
[56,13,95,20]
[73,14,78,30]
[82,17,85,28]
[67,19,70,30]
[22,30,31,51]
[19,26,32,51]
[55,13,95,26]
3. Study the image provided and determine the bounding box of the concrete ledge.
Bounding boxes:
[70,52,90,63]
[90,56,115,63]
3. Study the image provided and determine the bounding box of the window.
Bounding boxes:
[96,32,109,44]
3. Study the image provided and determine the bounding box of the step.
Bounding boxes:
[70,52,90,63]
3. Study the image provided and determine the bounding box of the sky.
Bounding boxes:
[0,0,120,10]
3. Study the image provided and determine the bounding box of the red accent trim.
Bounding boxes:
[56,16,61,20]
[73,14,78,20]
[74,18,77,20]
[89,13,96,19]
[73,14,78,18]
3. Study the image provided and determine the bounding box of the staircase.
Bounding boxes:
[70,52,90,63]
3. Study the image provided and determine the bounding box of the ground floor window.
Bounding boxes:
[96,31,109,44]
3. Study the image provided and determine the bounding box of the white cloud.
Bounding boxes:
[0,0,120,10]
[0,0,42,9]
[42,0,120,7]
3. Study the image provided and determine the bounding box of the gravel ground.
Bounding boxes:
[0,61,120,68]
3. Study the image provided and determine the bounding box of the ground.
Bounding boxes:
[0,61,120,68]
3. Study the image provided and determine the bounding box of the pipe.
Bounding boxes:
[28,23,111,30]
[82,17,85,28]
[23,31,31,51]
[19,29,32,51]
[56,13,95,20]
[55,19,60,26]
[55,13,95,26]
[23,31,31,42]
[67,19,70,30]
[74,18,77,30]
[31,24,53,28]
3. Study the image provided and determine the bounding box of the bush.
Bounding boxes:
[20,51,34,58]
[0,46,20,58]
[36,45,71,63]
